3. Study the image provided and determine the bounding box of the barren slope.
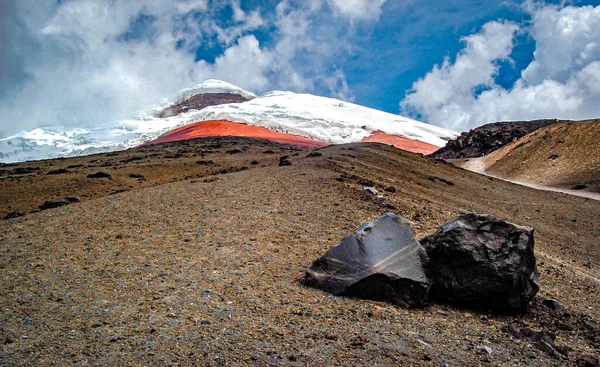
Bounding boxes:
[1,139,599,366]
[483,119,600,192]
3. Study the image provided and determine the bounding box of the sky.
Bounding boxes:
[1,0,599,137]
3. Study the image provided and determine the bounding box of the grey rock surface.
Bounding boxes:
[305,213,430,308]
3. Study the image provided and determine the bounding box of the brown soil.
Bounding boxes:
[483,119,600,193]
[1,138,599,366]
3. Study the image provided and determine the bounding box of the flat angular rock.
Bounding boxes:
[305,213,430,308]
[421,213,539,312]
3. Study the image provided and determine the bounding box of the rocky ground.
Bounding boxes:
[1,138,599,366]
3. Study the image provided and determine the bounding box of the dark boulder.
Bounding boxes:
[87,172,112,179]
[421,213,538,312]
[47,168,70,175]
[39,197,81,211]
[305,213,430,308]
[3,211,25,220]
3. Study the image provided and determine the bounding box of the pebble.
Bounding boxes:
[528,352,537,359]
[542,298,563,311]
[22,335,29,340]
[477,344,492,355]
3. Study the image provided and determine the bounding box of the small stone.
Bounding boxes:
[362,187,379,195]
[528,352,537,359]
[201,289,211,296]
[542,298,563,311]
[22,335,29,340]
[279,159,292,166]
[478,344,492,355]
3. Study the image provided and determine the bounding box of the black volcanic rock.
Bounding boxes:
[87,172,112,179]
[39,197,81,211]
[421,213,539,312]
[431,119,562,159]
[156,93,253,118]
[3,211,25,220]
[305,213,430,308]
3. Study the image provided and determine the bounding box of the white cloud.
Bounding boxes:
[0,0,381,137]
[400,3,600,131]
[0,0,275,137]
[327,0,387,22]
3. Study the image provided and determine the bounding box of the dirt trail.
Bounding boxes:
[455,157,600,201]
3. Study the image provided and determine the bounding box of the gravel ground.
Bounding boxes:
[1,139,598,366]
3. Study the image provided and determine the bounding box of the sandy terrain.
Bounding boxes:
[456,157,600,201]
[482,120,600,194]
[1,138,599,366]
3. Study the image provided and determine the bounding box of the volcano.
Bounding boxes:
[148,81,457,154]
[0,80,456,162]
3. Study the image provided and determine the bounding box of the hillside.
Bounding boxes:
[431,119,561,159]
[1,137,598,366]
[482,119,600,193]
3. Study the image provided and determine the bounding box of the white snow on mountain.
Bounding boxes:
[0,80,456,163]
[0,111,204,163]
[176,79,257,101]
[186,91,457,147]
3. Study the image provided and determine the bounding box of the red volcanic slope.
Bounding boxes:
[361,131,440,155]
[149,120,330,148]
[149,120,440,154]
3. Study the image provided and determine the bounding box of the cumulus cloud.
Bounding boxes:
[400,3,600,131]
[0,0,371,137]
[327,0,387,22]
[0,0,278,137]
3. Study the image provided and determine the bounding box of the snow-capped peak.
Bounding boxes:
[184,89,458,147]
[0,79,458,163]
[176,79,256,101]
